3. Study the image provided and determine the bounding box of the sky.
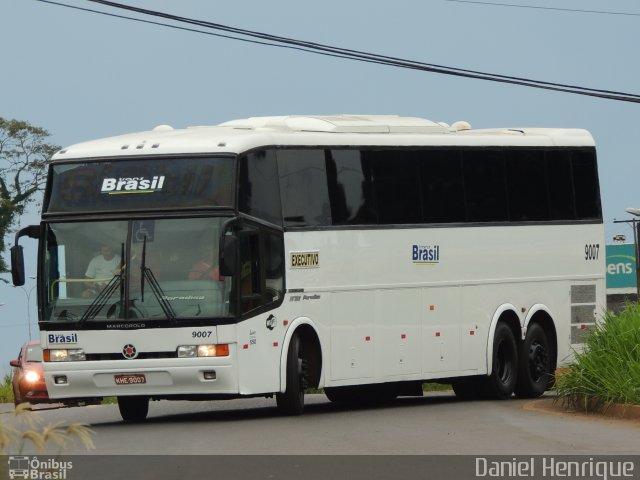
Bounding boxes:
[1,0,639,375]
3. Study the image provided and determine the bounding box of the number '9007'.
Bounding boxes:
[585,244,600,261]
[192,331,213,338]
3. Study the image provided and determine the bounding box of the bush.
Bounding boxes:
[556,303,640,411]
[0,374,13,404]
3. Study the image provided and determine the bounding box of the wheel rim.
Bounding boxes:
[528,340,548,382]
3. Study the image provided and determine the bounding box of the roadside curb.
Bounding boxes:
[525,397,640,422]
[572,399,640,420]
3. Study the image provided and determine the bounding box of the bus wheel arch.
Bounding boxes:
[516,308,557,397]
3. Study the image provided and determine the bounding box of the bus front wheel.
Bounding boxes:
[276,333,306,415]
[117,396,149,422]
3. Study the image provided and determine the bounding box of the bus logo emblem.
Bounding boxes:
[122,344,138,359]
[8,456,30,479]
[266,315,276,331]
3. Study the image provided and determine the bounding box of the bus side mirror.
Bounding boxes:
[9,359,20,368]
[10,245,26,286]
[10,225,41,287]
[219,236,238,277]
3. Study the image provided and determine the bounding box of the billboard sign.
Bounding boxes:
[606,244,637,289]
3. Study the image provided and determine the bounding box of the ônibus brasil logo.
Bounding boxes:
[100,175,165,195]
[8,456,73,479]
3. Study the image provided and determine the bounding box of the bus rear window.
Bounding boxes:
[46,156,235,213]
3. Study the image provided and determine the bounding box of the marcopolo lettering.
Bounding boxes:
[290,251,320,268]
[48,333,78,344]
[412,244,440,264]
[100,175,165,194]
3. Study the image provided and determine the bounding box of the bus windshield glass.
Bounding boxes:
[42,217,234,324]
[46,156,235,213]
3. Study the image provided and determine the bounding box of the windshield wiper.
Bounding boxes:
[78,273,122,325]
[140,236,177,323]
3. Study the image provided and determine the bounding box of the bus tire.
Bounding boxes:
[117,396,149,422]
[276,333,306,415]
[483,322,518,399]
[515,323,551,398]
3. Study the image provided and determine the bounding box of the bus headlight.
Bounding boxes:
[177,344,229,358]
[44,348,86,362]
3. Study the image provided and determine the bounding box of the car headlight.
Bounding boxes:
[44,348,86,362]
[24,371,40,383]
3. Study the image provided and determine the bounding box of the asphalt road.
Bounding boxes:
[2,392,639,455]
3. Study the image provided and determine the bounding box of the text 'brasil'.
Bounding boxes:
[101,175,165,194]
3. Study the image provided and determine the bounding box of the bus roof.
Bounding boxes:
[53,115,595,160]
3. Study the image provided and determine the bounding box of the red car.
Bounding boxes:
[10,341,50,407]
[10,341,102,408]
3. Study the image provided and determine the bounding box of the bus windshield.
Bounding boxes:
[42,217,233,324]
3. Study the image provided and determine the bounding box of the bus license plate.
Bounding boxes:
[114,373,146,385]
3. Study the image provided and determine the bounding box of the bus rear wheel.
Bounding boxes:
[117,396,149,422]
[483,322,518,399]
[276,333,306,415]
[515,323,551,398]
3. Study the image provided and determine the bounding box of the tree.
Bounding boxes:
[0,117,59,275]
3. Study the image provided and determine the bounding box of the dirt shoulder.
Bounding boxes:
[525,397,640,425]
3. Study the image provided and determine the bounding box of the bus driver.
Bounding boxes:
[82,244,122,297]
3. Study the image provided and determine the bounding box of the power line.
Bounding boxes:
[33,1,421,69]
[34,0,640,103]
[443,0,640,17]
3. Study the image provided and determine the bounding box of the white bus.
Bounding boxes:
[11,115,605,421]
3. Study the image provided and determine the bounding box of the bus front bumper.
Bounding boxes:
[42,357,238,399]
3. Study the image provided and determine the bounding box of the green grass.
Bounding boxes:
[422,382,453,392]
[0,374,14,404]
[556,303,640,411]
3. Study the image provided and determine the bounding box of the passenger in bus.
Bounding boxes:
[82,244,122,297]
[189,247,224,281]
